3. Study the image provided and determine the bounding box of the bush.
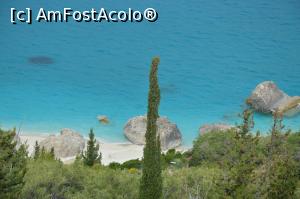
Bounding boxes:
[121,159,142,170]
[163,167,223,199]
[189,130,236,167]
[161,149,188,169]
[287,131,300,162]
[108,159,142,170]
[21,159,140,199]
[21,158,228,199]
[108,162,122,170]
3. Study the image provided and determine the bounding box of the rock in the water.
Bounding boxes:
[40,128,85,158]
[199,123,234,134]
[124,116,182,150]
[247,81,300,116]
[97,115,110,124]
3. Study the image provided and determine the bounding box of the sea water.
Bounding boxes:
[0,0,299,146]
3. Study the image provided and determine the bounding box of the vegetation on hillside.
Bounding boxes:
[0,58,299,198]
[1,116,299,198]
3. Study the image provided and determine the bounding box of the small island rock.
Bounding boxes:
[124,116,182,150]
[40,128,85,158]
[247,81,300,116]
[97,115,110,124]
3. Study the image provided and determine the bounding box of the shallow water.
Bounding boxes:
[0,0,300,146]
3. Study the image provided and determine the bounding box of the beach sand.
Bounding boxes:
[19,134,186,165]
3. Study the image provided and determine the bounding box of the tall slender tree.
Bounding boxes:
[82,129,101,166]
[0,128,27,199]
[33,141,40,160]
[139,57,162,199]
[50,147,55,159]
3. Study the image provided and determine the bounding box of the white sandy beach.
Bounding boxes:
[19,133,187,165]
[19,134,145,165]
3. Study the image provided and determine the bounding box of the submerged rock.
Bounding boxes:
[247,81,300,116]
[199,123,234,134]
[124,116,182,150]
[40,128,85,158]
[28,56,54,65]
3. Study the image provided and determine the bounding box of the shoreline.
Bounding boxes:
[19,133,188,165]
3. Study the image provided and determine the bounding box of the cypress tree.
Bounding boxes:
[40,146,46,159]
[33,141,40,160]
[0,128,27,199]
[139,57,162,199]
[82,129,101,166]
[50,147,55,159]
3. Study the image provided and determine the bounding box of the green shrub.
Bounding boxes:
[108,162,122,170]
[189,130,236,167]
[21,159,140,199]
[161,149,188,169]
[121,159,142,170]
[0,128,28,199]
[163,167,223,199]
[287,131,300,162]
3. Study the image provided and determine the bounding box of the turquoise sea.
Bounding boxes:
[0,0,299,146]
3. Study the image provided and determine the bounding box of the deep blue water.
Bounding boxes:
[0,0,300,146]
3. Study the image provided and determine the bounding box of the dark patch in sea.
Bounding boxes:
[28,56,54,65]
[160,84,177,95]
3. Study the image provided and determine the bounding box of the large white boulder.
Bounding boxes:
[40,128,85,158]
[247,81,300,116]
[124,116,182,150]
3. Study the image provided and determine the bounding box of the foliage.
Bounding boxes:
[122,159,142,170]
[33,140,40,160]
[189,129,236,167]
[222,109,260,198]
[109,149,188,171]
[21,158,229,199]
[253,113,298,198]
[189,110,300,198]
[108,162,122,170]
[163,167,224,199]
[0,128,28,199]
[14,119,300,199]
[82,129,102,166]
[109,159,142,170]
[287,131,300,163]
[33,141,56,161]
[21,159,139,199]
[161,149,188,169]
[140,57,163,199]
[50,147,55,159]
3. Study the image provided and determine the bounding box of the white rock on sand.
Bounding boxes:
[124,116,182,150]
[40,128,85,158]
